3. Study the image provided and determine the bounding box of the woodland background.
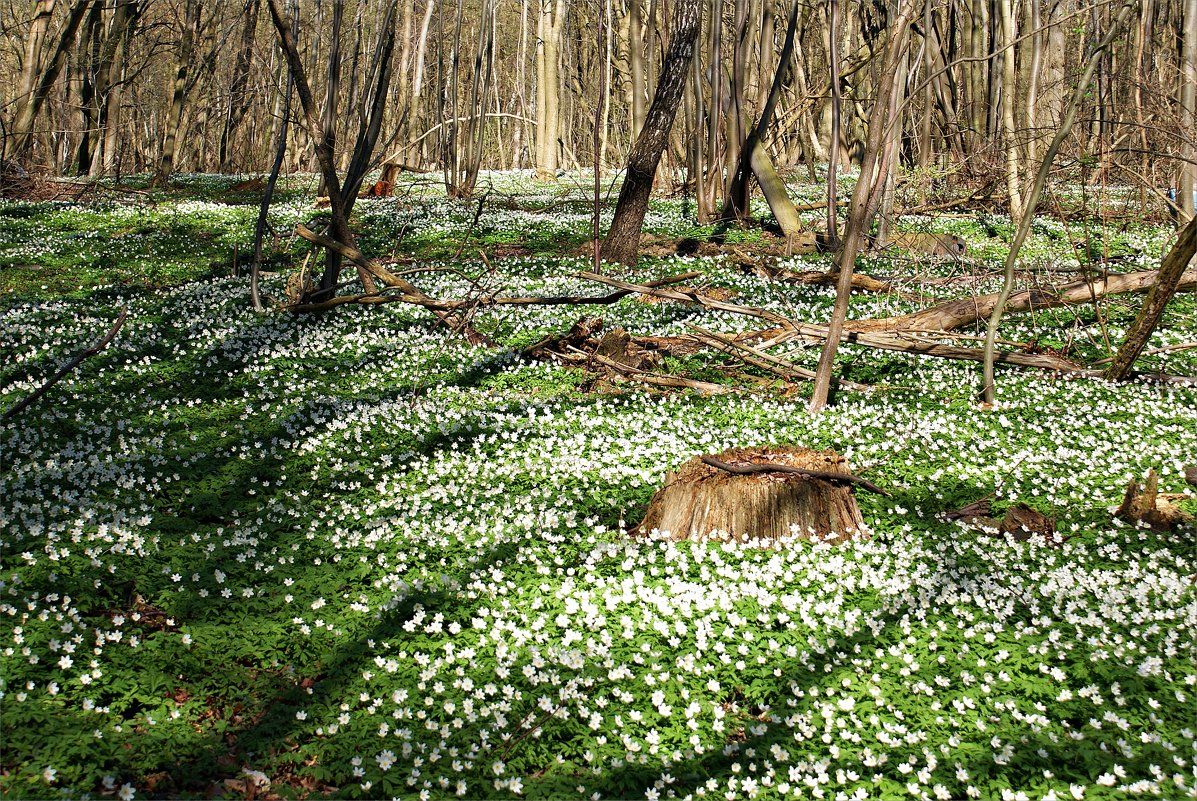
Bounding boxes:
[2,0,1195,221]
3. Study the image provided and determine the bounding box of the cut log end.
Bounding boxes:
[634,446,869,545]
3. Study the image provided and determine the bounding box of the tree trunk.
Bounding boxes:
[15,1,58,129]
[635,446,870,544]
[534,0,565,179]
[601,0,701,266]
[629,0,647,138]
[6,0,92,161]
[999,0,1024,220]
[218,0,260,170]
[153,0,201,186]
[74,1,103,174]
[1181,0,1197,220]
[1103,217,1197,380]
[408,0,434,167]
[265,0,374,297]
[91,0,137,179]
[809,0,916,414]
[702,0,725,218]
[342,0,398,200]
[316,0,344,196]
[980,0,1135,403]
[722,0,800,225]
[852,267,1197,333]
[825,0,841,249]
[251,0,297,313]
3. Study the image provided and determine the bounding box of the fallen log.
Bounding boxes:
[758,264,929,301]
[582,349,736,395]
[580,272,1081,372]
[686,324,818,383]
[849,268,1197,333]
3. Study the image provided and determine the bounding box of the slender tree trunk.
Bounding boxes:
[629,0,647,137]
[594,2,608,268]
[918,0,934,169]
[788,13,825,168]
[1103,217,1197,379]
[809,0,916,414]
[75,1,103,174]
[219,0,261,170]
[316,0,344,195]
[1024,0,1041,169]
[342,0,398,200]
[153,0,201,185]
[6,0,92,161]
[515,0,530,168]
[15,1,58,119]
[825,0,841,249]
[1000,0,1024,220]
[722,0,801,229]
[265,0,374,296]
[703,0,725,217]
[534,0,565,178]
[599,0,613,169]
[1181,0,1197,219]
[92,0,139,178]
[724,0,748,205]
[601,0,701,266]
[457,0,495,197]
[409,0,434,167]
[981,0,1135,403]
[251,0,298,312]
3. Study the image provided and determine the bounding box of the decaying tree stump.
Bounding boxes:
[635,446,879,544]
[1115,469,1194,531]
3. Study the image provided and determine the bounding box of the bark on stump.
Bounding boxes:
[635,446,869,544]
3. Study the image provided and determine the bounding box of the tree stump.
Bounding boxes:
[1114,468,1194,531]
[634,446,871,544]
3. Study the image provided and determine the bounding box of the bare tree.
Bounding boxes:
[980,0,1136,403]
[5,0,92,161]
[1181,0,1196,219]
[601,0,701,266]
[809,0,917,414]
[218,0,261,170]
[152,0,203,186]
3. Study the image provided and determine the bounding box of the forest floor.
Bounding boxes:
[1,170,1195,800]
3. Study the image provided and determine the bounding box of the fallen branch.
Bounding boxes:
[580,272,1081,372]
[754,263,928,301]
[1092,341,1197,366]
[293,228,701,313]
[700,455,889,496]
[577,271,796,328]
[687,325,817,382]
[579,348,737,395]
[851,268,1197,333]
[3,307,128,421]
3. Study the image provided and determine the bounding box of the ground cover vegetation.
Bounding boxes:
[2,170,1196,801]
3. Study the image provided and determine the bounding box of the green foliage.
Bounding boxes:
[2,171,1195,801]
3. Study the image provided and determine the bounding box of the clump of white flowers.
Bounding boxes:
[1,172,1194,799]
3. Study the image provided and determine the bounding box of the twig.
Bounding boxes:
[686,324,820,383]
[700,455,890,496]
[1091,341,1197,366]
[3,307,128,421]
